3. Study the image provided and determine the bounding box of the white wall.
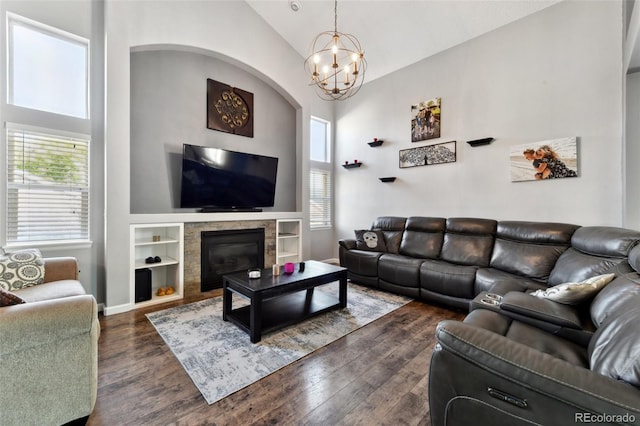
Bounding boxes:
[626,72,640,229]
[334,0,624,248]
[104,0,314,309]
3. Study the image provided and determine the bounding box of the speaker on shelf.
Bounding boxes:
[135,268,152,303]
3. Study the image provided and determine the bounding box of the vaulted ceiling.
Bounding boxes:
[246,0,563,83]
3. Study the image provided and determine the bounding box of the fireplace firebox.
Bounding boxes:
[201,228,265,291]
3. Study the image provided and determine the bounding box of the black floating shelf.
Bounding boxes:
[368,139,384,147]
[342,162,362,169]
[379,177,396,183]
[466,137,494,147]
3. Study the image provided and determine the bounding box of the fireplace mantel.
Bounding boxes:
[130,211,302,224]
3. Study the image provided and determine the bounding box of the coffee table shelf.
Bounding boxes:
[225,290,340,337]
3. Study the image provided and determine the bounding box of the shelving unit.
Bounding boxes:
[130,223,184,309]
[276,219,302,264]
[342,162,362,169]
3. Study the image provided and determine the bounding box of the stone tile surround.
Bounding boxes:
[184,220,277,298]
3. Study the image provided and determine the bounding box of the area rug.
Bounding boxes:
[146,282,411,405]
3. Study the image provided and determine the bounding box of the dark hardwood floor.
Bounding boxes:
[88,288,464,426]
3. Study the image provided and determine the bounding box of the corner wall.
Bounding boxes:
[334,0,624,245]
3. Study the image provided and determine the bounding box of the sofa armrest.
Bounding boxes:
[0,295,97,356]
[499,291,582,329]
[433,320,640,421]
[338,238,357,250]
[43,257,79,282]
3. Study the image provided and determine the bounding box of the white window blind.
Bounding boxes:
[6,127,90,243]
[310,169,332,229]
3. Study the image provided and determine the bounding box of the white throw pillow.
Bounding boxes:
[530,273,616,305]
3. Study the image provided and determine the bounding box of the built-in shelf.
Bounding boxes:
[130,223,184,309]
[379,177,396,182]
[276,219,302,264]
[342,162,362,169]
[368,139,384,147]
[466,137,494,147]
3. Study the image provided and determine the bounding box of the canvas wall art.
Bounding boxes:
[207,78,254,138]
[411,98,441,142]
[510,137,578,182]
[399,141,456,168]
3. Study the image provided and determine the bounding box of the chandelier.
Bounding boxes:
[304,0,366,101]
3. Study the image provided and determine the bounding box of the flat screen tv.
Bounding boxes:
[180,144,278,211]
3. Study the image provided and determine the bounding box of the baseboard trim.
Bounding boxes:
[103,302,132,316]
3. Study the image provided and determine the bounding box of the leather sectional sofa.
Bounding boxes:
[339,216,640,425]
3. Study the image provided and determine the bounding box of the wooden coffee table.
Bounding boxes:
[222,260,348,343]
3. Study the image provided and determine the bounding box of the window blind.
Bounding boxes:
[6,128,90,243]
[310,169,332,229]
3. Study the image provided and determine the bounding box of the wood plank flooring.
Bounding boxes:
[87,289,464,426]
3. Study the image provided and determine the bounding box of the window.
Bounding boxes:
[310,116,331,163]
[310,117,332,229]
[7,13,89,119]
[6,126,90,243]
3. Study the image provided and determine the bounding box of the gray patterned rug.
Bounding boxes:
[146,282,411,405]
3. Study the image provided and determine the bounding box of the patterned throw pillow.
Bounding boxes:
[354,229,387,252]
[0,249,46,291]
[0,288,26,306]
[530,273,615,305]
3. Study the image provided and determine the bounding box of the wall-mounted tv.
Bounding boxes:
[180,144,278,212]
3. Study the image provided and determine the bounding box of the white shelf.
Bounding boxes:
[276,219,302,263]
[130,223,184,309]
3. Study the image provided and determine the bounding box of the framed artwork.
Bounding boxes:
[399,141,456,168]
[411,97,441,142]
[510,137,578,182]
[207,79,254,138]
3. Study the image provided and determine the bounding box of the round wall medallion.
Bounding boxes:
[215,91,249,129]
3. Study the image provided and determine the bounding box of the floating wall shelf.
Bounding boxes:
[466,137,494,147]
[368,139,384,147]
[379,177,396,183]
[342,162,362,169]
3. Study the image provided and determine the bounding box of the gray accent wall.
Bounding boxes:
[130,49,296,213]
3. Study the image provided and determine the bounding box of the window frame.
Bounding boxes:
[6,12,90,119]
[309,116,333,230]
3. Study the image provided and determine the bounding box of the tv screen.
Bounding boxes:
[180,144,278,210]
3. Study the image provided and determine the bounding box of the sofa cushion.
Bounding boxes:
[371,216,406,254]
[548,248,628,286]
[378,254,422,288]
[420,260,477,299]
[530,273,615,305]
[398,217,445,259]
[489,221,577,282]
[0,288,25,306]
[590,274,640,327]
[354,229,387,252]
[440,218,496,267]
[589,298,640,387]
[14,280,86,303]
[0,249,45,291]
